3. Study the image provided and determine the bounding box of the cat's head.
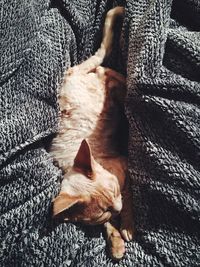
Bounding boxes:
[53,139,122,225]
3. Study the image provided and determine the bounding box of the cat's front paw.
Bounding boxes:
[105,221,125,261]
[108,231,125,261]
[120,219,134,241]
[120,225,134,242]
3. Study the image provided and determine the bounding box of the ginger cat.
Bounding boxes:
[51,7,134,260]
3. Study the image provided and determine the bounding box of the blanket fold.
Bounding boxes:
[0,0,199,266]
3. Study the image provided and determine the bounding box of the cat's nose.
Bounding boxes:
[113,195,122,213]
[108,204,121,216]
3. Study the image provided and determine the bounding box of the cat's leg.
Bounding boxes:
[95,66,126,85]
[120,176,134,241]
[104,220,125,260]
[96,66,106,78]
[105,68,126,84]
[103,68,127,105]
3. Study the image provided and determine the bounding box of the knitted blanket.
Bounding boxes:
[1,0,199,266]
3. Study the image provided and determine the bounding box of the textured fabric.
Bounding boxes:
[0,0,199,266]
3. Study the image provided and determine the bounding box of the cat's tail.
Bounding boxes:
[69,6,124,74]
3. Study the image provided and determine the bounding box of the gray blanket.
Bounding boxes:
[1,0,199,266]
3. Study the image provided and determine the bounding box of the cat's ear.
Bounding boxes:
[53,193,82,217]
[73,139,95,178]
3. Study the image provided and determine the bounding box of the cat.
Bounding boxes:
[50,6,134,260]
